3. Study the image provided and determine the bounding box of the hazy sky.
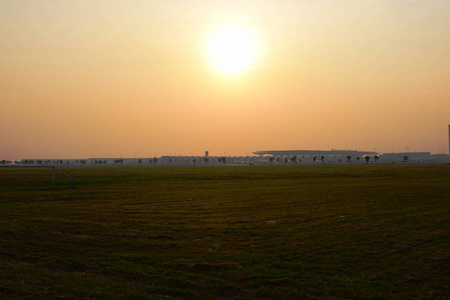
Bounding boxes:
[1,0,449,160]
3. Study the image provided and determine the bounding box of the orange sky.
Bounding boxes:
[1,1,450,160]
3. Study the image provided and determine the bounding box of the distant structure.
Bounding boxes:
[253,149,375,157]
[14,149,450,167]
[380,152,434,163]
[9,126,450,166]
[253,149,375,163]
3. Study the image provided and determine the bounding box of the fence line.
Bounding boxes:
[0,165,74,187]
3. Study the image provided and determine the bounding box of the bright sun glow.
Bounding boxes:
[206,25,260,76]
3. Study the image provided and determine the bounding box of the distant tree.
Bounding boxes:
[153,157,158,164]
[276,157,280,163]
[203,157,209,164]
[284,157,288,164]
[138,159,142,164]
[403,155,409,162]
[0,160,6,165]
[222,157,226,164]
[374,155,379,163]
[313,156,317,162]
[192,158,197,165]
[320,155,325,163]
[356,156,360,163]
[290,156,297,163]
[364,155,370,164]
[346,155,351,162]
[269,157,274,163]
[14,161,20,164]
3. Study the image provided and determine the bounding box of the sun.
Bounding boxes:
[206,25,260,76]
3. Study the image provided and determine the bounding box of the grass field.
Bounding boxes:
[0,165,449,299]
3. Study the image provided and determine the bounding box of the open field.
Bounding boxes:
[0,165,449,299]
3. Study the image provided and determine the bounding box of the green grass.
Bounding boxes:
[0,165,449,299]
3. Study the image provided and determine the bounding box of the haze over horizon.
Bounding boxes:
[2,1,450,161]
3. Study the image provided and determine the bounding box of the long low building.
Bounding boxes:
[253,149,376,163]
[254,149,375,157]
[254,149,449,163]
[15,150,450,166]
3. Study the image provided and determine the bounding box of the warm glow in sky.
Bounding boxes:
[206,25,261,75]
[1,0,450,160]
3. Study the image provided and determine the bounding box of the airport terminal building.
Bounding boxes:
[253,149,375,163]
